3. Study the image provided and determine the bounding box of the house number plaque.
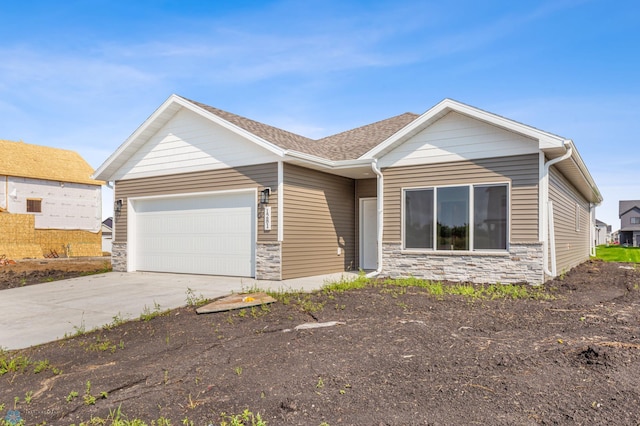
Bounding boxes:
[264,206,272,231]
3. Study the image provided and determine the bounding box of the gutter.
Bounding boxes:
[366,160,384,278]
[542,141,573,278]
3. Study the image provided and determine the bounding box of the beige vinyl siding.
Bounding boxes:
[549,166,590,274]
[282,164,355,279]
[113,163,278,243]
[355,178,377,268]
[383,154,539,243]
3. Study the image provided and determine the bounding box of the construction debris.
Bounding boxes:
[195,292,276,314]
[0,255,16,266]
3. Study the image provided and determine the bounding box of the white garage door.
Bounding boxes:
[133,192,255,277]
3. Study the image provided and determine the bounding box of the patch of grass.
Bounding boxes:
[594,245,640,263]
[322,272,371,294]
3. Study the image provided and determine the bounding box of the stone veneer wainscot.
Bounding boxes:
[255,242,282,280]
[382,242,544,284]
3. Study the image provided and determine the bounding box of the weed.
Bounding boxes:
[186,393,201,409]
[238,309,247,318]
[33,359,50,374]
[164,369,169,385]
[83,381,97,405]
[219,409,266,426]
[140,301,169,321]
[103,312,126,330]
[83,335,117,353]
[316,377,324,389]
[185,288,209,307]
[66,390,79,402]
[235,366,243,376]
[0,350,31,376]
[396,301,409,311]
[23,391,33,404]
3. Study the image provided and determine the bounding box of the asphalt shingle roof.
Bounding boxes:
[183,96,418,161]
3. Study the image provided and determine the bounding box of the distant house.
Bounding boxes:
[619,200,640,247]
[594,219,611,246]
[94,95,602,284]
[102,217,113,253]
[0,140,104,258]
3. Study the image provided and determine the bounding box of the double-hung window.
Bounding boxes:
[404,184,508,251]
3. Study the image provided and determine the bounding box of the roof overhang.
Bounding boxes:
[360,98,602,204]
[93,94,286,181]
[283,150,375,179]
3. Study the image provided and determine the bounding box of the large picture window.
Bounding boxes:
[404,184,508,251]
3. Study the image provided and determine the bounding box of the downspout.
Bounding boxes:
[589,204,596,257]
[366,160,384,278]
[542,141,573,278]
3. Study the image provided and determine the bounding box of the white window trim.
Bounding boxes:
[401,182,511,253]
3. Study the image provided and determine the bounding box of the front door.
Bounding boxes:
[360,198,377,270]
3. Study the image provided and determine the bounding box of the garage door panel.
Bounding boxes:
[134,192,255,277]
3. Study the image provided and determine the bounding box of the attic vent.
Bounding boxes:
[27,198,42,213]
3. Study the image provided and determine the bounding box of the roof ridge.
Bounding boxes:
[317,112,419,142]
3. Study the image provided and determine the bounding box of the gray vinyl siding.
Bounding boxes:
[282,164,355,279]
[549,166,591,274]
[355,178,377,268]
[383,154,540,244]
[113,163,278,243]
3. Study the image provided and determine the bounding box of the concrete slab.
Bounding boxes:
[0,270,358,350]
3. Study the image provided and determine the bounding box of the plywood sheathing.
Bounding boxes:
[0,213,102,258]
[0,140,104,186]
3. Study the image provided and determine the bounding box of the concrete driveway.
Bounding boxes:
[0,270,356,350]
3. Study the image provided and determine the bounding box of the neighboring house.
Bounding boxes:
[594,219,611,246]
[619,200,640,247]
[93,95,602,284]
[102,217,113,253]
[0,140,104,258]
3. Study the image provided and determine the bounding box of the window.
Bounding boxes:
[474,185,508,250]
[631,217,640,224]
[437,186,469,250]
[404,184,508,251]
[26,199,42,213]
[405,189,434,248]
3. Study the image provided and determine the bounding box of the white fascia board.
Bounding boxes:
[93,94,286,181]
[360,98,567,160]
[284,150,371,169]
[93,94,181,181]
[567,141,603,204]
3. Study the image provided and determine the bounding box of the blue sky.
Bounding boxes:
[0,0,638,228]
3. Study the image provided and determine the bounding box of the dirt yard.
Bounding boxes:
[0,257,111,290]
[1,259,639,425]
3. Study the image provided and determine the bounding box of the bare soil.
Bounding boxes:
[1,259,640,425]
[0,257,111,290]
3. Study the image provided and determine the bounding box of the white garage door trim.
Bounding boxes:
[127,189,256,277]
